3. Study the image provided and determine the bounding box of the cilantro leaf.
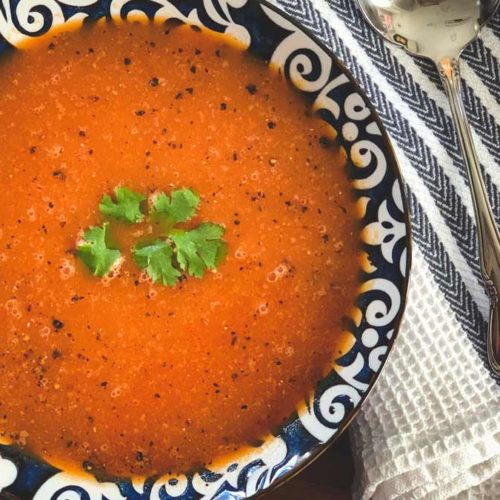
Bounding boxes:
[133,240,181,286]
[151,188,200,224]
[171,223,227,278]
[76,223,121,277]
[78,185,225,286]
[99,186,146,223]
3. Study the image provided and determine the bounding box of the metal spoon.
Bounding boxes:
[357,0,500,374]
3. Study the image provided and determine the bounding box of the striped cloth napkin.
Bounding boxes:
[269,0,500,498]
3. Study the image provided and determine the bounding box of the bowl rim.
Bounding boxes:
[249,1,413,496]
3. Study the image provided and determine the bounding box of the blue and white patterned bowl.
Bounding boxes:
[0,0,411,498]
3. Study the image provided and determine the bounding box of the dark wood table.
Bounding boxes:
[266,433,353,499]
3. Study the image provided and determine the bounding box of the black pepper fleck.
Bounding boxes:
[52,319,64,330]
[52,170,66,180]
[245,84,257,95]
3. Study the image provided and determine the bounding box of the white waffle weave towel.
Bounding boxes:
[350,248,500,499]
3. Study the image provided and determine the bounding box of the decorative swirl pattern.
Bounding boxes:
[263,5,332,92]
[360,278,402,327]
[0,0,91,45]
[31,472,126,500]
[351,140,388,190]
[0,0,410,498]
[14,0,61,36]
[313,73,349,120]
[299,384,362,442]
[345,92,371,121]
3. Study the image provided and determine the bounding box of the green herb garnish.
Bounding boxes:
[151,187,200,224]
[76,223,121,277]
[77,186,227,286]
[99,186,146,223]
[171,223,227,278]
[133,240,181,286]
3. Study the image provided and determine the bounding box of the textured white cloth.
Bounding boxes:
[350,248,500,499]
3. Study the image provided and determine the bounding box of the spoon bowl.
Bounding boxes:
[358,0,500,375]
[359,0,499,62]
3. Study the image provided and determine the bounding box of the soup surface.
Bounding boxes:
[0,22,359,477]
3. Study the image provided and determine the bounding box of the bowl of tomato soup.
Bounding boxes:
[0,0,410,498]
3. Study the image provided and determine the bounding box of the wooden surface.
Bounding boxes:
[265,432,353,500]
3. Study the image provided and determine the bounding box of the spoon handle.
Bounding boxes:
[437,57,500,374]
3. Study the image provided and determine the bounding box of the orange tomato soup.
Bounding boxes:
[0,22,359,477]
